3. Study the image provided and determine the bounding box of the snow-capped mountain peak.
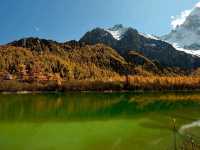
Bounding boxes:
[105,24,129,40]
[105,24,159,41]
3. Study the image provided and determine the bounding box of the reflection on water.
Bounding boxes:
[0,92,200,122]
[1,92,200,150]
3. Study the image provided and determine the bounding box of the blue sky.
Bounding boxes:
[0,0,200,44]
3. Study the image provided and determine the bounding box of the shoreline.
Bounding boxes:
[1,76,200,94]
[1,89,200,95]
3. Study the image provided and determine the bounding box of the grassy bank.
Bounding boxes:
[128,76,200,91]
[1,76,200,92]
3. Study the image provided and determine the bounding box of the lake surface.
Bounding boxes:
[0,92,200,150]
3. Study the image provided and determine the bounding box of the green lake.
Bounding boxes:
[0,92,200,150]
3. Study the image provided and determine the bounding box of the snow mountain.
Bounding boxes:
[162,3,200,56]
[80,24,200,68]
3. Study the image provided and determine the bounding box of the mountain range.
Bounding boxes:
[2,5,200,79]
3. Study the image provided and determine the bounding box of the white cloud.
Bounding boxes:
[196,1,200,8]
[171,9,192,29]
[170,1,200,29]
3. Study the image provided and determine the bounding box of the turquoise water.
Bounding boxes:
[0,92,200,150]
